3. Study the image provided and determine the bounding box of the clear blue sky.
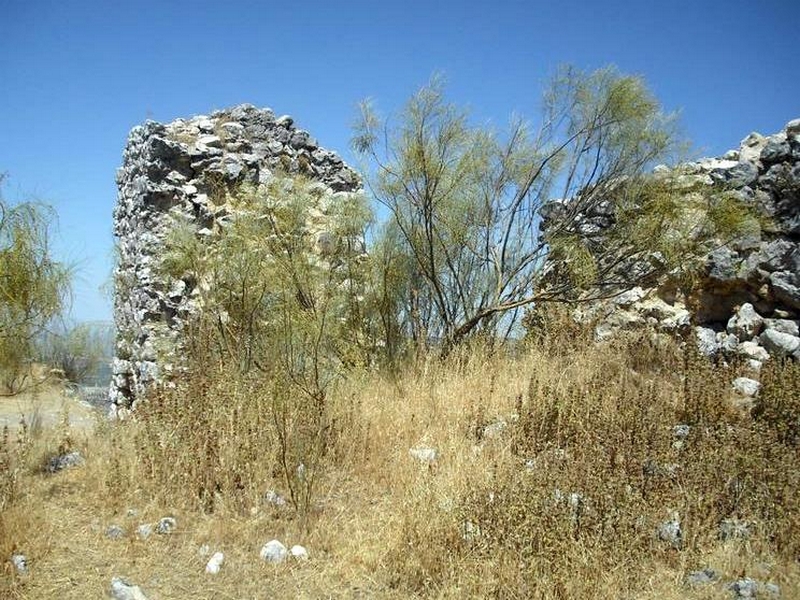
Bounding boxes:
[1,0,796,323]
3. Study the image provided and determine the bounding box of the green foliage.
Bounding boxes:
[585,175,761,296]
[38,322,112,384]
[161,176,371,375]
[158,173,371,514]
[353,66,683,352]
[0,176,71,393]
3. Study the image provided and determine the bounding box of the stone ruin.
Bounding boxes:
[111,106,800,414]
[543,118,800,369]
[110,104,360,414]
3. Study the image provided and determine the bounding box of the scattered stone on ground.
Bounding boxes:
[10,553,27,574]
[657,512,682,549]
[290,545,309,560]
[260,539,288,563]
[136,524,153,540]
[110,577,149,600]
[672,424,691,449]
[264,489,287,507]
[409,446,439,463]
[719,518,752,541]
[481,419,508,439]
[727,577,781,598]
[46,450,84,473]
[155,516,177,534]
[686,568,718,586]
[205,551,224,574]
[106,524,126,539]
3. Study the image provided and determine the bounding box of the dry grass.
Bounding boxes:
[1,333,799,599]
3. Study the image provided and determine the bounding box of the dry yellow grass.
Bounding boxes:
[2,334,798,599]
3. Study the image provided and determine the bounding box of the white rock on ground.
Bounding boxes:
[10,553,27,573]
[110,577,149,600]
[290,545,309,560]
[264,489,287,507]
[657,512,682,549]
[732,377,761,398]
[409,447,439,463]
[156,516,176,534]
[106,524,125,539]
[260,539,288,563]
[205,551,224,574]
[136,524,153,540]
[46,451,84,473]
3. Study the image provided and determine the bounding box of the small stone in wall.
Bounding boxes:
[760,328,800,357]
[727,303,764,340]
[737,341,770,363]
[614,286,646,307]
[763,318,799,337]
[695,327,719,357]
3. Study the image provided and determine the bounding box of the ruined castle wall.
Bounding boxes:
[542,119,800,366]
[110,104,360,413]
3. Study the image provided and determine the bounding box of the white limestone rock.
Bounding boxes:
[732,377,761,398]
[260,539,288,563]
[205,551,224,574]
[10,553,27,574]
[110,577,149,600]
[726,303,764,340]
[409,446,439,463]
[657,512,682,549]
[156,516,176,534]
[760,328,800,357]
[290,545,309,560]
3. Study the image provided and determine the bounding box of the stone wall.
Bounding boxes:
[110,104,360,414]
[548,119,800,369]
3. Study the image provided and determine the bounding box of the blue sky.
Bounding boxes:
[1,0,796,323]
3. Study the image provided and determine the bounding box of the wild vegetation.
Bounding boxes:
[1,67,797,598]
[1,327,799,598]
[0,175,72,394]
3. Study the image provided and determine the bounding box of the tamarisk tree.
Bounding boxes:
[353,67,749,352]
[0,175,71,393]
